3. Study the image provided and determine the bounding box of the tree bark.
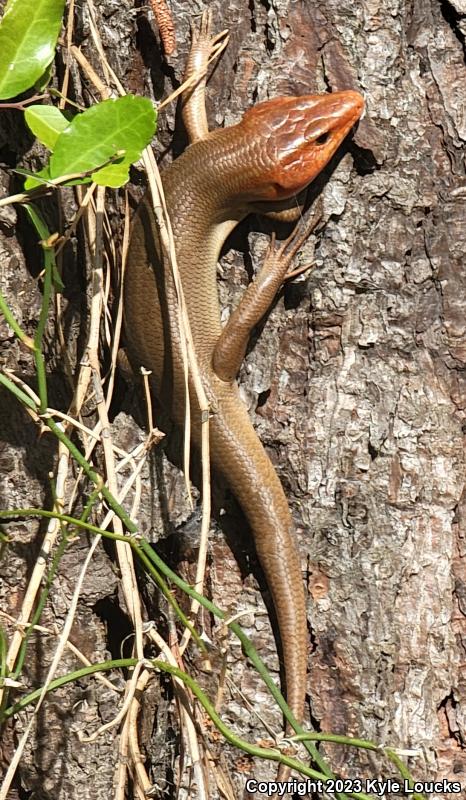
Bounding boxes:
[1,0,465,798]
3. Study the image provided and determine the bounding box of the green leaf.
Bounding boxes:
[49,95,157,188]
[0,0,66,100]
[25,104,69,151]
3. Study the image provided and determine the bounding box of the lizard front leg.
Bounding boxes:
[212,209,321,382]
[181,10,229,143]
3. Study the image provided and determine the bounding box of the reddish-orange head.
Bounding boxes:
[238,90,364,200]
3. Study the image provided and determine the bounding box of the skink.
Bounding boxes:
[124,14,363,775]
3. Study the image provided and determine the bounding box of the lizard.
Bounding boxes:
[124,9,364,783]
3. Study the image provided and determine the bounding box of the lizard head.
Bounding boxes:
[239,90,364,201]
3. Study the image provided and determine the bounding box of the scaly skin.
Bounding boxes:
[124,90,364,756]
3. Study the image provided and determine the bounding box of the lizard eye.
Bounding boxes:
[315,131,330,145]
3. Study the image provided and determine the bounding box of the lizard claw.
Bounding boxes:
[191,9,229,55]
[262,205,323,284]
